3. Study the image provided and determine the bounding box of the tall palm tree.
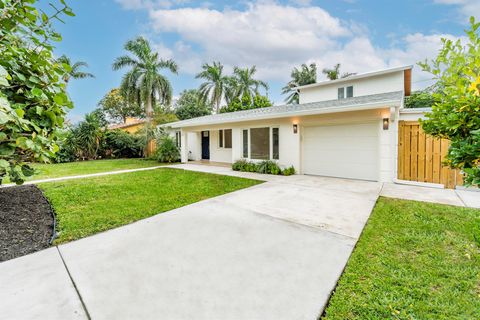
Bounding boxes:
[282,63,317,104]
[112,36,178,121]
[231,66,269,100]
[195,62,228,113]
[58,55,94,85]
[322,63,356,80]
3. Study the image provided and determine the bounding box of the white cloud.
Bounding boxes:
[120,0,464,93]
[434,0,480,21]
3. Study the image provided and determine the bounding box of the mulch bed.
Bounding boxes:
[0,185,54,262]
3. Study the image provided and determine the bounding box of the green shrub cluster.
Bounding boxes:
[232,159,295,176]
[154,135,180,163]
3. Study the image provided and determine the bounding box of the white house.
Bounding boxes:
[166,65,418,183]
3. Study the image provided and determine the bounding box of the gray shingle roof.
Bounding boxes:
[169,91,404,128]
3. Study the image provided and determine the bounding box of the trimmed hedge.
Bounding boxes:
[232,159,295,176]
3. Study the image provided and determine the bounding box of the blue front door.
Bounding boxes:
[201,131,210,159]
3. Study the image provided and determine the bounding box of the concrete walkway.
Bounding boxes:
[1,164,479,320]
[0,167,383,320]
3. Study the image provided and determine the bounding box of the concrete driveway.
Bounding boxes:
[0,168,382,320]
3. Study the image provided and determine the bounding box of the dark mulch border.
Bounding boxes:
[0,184,56,262]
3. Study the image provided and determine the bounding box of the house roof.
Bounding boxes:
[167,91,404,129]
[108,119,145,130]
[294,65,413,91]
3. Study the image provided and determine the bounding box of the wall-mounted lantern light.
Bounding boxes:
[383,118,389,130]
[293,124,298,134]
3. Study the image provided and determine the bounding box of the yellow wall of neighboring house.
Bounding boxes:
[121,123,144,134]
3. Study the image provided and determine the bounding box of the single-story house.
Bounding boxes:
[164,65,462,188]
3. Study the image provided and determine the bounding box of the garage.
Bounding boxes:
[302,122,379,181]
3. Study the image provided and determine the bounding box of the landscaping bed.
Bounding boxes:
[0,185,54,262]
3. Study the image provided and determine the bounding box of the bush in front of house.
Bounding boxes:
[154,135,180,163]
[232,160,295,176]
[102,130,144,158]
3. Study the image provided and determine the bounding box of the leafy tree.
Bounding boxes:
[419,17,480,186]
[57,55,94,85]
[282,63,317,104]
[112,36,178,123]
[322,63,356,80]
[230,66,269,101]
[404,87,439,109]
[152,104,178,125]
[220,93,272,113]
[98,88,143,123]
[174,89,212,120]
[0,0,74,184]
[196,62,229,113]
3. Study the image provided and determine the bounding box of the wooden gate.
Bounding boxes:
[398,121,462,189]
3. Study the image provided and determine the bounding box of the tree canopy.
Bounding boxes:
[419,17,480,186]
[322,63,356,80]
[220,93,272,113]
[282,63,317,104]
[174,89,212,120]
[98,88,143,123]
[57,55,94,84]
[196,62,229,113]
[0,0,74,184]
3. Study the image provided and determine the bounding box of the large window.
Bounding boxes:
[250,127,270,160]
[219,129,232,149]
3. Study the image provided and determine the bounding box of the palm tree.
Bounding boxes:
[112,36,178,121]
[58,55,94,85]
[195,62,229,113]
[322,63,356,80]
[231,66,269,101]
[282,63,317,104]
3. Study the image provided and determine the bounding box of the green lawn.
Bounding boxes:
[39,168,261,244]
[25,158,161,181]
[322,197,480,319]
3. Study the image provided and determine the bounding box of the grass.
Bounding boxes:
[322,197,480,320]
[39,168,261,244]
[23,158,161,181]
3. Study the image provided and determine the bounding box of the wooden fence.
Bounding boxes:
[397,121,462,189]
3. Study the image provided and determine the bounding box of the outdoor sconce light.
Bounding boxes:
[383,118,389,130]
[293,124,298,134]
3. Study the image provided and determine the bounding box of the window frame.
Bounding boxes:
[338,85,354,99]
[242,126,280,161]
[175,131,181,148]
[218,129,232,149]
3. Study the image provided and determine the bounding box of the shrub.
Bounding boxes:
[102,130,144,158]
[282,166,296,176]
[155,135,180,163]
[232,159,293,175]
[257,160,281,175]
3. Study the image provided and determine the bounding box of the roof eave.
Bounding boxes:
[168,100,402,129]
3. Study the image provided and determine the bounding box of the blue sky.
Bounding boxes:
[45,0,478,122]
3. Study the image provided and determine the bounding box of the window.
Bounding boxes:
[346,86,353,98]
[338,86,354,99]
[250,127,270,160]
[272,128,279,160]
[175,131,181,148]
[242,129,248,158]
[218,129,232,149]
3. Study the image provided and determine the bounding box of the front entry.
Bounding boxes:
[201,131,210,159]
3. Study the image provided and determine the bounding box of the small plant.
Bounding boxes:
[232,159,248,171]
[257,160,281,175]
[282,166,295,176]
[155,135,180,163]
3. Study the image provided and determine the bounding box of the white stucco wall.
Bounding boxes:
[299,71,405,104]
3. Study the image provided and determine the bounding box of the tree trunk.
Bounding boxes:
[144,94,154,157]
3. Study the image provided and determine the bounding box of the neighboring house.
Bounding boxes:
[164,65,461,188]
[108,117,145,133]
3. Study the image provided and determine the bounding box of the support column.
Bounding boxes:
[180,130,189,163]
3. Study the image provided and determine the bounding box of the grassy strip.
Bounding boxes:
[22,158,161,182]
[39,168,261,244]
[323,197,480,319]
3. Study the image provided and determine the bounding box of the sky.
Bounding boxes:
[44,0,480,123]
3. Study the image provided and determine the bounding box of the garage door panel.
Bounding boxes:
[302,122,379,181]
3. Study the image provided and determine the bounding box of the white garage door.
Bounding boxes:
[302,122,379,181]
